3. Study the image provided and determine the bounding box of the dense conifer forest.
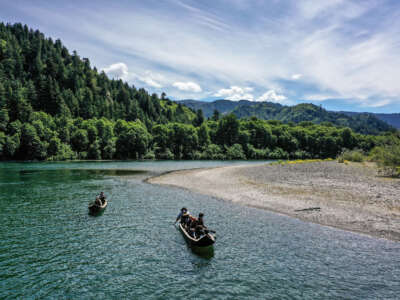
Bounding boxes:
[0,23,398,161]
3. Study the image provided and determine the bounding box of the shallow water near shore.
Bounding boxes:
[0,161,399,299]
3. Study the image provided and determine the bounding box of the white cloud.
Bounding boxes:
[173,81,202,92]
[291,74,303,80]
[214,86,254,101]
[363,99,392,108]
[256,90,288,103]
[140,77,162,88]
[132,71,163,88]
[102,62,128,80]
[102,64,163,88]
[302,94,338,101]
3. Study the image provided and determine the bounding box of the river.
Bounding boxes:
[0,161,399,299]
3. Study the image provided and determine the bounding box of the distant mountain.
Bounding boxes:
[178,99,258,117]
[178,99,396,135]
[340,112,400,129]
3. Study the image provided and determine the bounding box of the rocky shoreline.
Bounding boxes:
[148,161,400,241]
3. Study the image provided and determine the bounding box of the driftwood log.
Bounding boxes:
[294,207,321,212]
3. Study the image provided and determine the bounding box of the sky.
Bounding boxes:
[1,0,400,113]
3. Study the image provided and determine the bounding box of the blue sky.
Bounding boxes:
[1,0,400,113]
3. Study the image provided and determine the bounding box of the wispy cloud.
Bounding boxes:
[302,94,339,101]
[362,99,393,108]
[132,71,164,88]
[291,74,303,80]
[173,81,202,92]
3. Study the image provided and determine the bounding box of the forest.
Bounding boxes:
[0,23,399,161]
[178,99,396,134]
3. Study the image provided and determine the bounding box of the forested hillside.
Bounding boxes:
[374,113,400,129]
[179,100,395,135]
[232,103,394,135]
[0,23,398,161]
[340,111,400,129]
[178,99,258,118]
[0,23,195,125]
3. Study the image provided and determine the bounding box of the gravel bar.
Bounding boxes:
[148,161,400,241]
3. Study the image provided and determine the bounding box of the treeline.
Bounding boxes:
[0,22,195,127]
[0,111,397,161]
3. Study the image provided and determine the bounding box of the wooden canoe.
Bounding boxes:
[178,223,215,247]
[88,200,108,215]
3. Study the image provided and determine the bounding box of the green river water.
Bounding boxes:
[0,161,399,299]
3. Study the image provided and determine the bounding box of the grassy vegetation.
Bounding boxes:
[277,146,400,178]
[270,158,334,166]
[370,144,400,177]
[337,149,365,163]
[335,142,400,177]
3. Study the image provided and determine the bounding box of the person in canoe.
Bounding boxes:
[99,192,106,205]
[189,213,207,238]
[190,213,205,228]
[175,207,191,226]
[197,213,205,227]
[94,196,102,206]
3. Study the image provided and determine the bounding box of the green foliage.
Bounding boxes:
[216,114,239,146]
[115,120,151,159]
[0,107,397,161]
[226,144,246,160]
[370,144,400,176]
[156,148,174,160]
[197,123,210,149]
[71,129,89,153]
[337,149,365,163]
[202,144,225,160]
[192,109,204,127]
[167,123,198,159]
[0,108,9,131]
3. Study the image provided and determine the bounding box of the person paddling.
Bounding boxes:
[175,207,187,224]
[190,213,205,228]
[99,192,106,205]
[197,213,205,227]
[190,213,206,237]
[175,207,192,227]
[94,196,102,206]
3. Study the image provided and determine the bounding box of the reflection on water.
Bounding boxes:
[18,168,148,177]
[190,245,215,259]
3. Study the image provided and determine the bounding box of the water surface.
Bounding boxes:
[0,161,399,299]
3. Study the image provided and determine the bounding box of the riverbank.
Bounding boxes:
[148,161,400,241]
